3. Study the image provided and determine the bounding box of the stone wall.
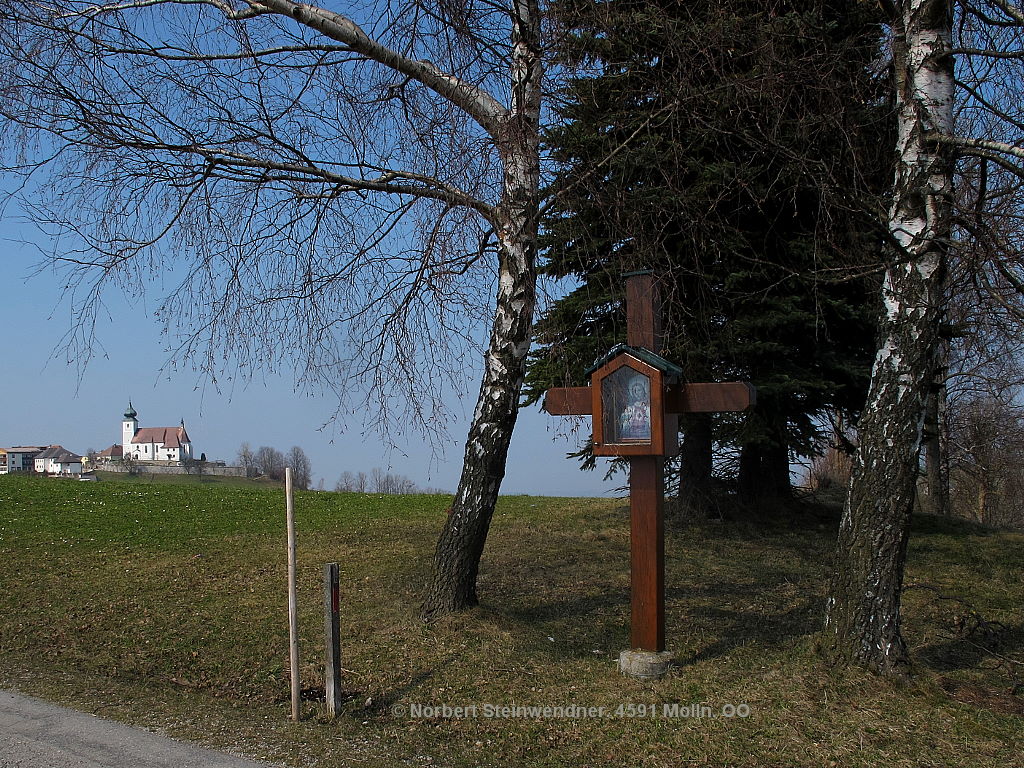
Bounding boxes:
[101,462,247,478]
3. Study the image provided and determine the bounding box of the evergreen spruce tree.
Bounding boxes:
[526,0,891,511]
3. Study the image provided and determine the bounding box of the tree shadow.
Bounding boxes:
[366,654,459,717]
[485,581,824,665]
[910,513,999,537]
[671,598,825,666]
[915,623,1024,674]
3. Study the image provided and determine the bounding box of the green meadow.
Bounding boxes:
[0,473,1020,767]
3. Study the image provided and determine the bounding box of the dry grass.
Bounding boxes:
[0,474,1021,767]
[803,447,853,493]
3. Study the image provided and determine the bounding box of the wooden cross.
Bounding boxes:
[543,272,755,654]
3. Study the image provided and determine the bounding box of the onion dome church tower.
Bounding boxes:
[122,402,139,449]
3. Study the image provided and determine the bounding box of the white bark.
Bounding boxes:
[424,0,541,616]
[826,0,955,673]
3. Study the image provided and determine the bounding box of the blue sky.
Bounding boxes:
[0,213,616,497]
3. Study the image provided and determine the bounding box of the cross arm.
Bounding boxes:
[664,382,756,413]
[543,387,592,416]
[542,382,756,416]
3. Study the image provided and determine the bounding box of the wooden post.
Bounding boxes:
[323,562,342,718]
[630,456,665,651]
[286,467,301,722]
[624,273,666,653]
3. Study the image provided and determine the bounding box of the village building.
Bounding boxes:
[121,403,193,464]
[3,446,44,473]
[33,445,84,475]
[95,444,123,464]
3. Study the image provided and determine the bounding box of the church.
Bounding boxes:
[119,402,194,463]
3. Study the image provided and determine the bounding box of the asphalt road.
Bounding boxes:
[0,690,279,768]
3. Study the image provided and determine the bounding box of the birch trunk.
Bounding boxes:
[422,0,541,618]
[825,0,954,674]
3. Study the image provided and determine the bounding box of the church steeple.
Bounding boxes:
[122,402,139,451]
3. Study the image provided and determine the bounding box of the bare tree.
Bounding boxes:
[354,470,369,493]
[120,453,139,476]
[335,471,356,492]
[371,467,387,494]
[370,467,419,494]
[0,0,543,618]
[948,394,1024,527]
[338,466,424,493]
[286,445,312,490]
[254,445,286,481]
[827,0,1024,674]
[237,442,257,479]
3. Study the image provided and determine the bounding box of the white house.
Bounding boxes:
[33,445,84,475]
[121,403,193,463]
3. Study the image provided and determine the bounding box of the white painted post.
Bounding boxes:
[286,467,300,721]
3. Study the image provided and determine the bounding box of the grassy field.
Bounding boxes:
[0,473,1021,767]
[92,469,284,488]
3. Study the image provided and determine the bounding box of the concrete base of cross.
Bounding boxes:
[618,649,673,679]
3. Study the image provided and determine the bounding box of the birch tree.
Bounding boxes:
[826,0,1024,673]
[0,0,542,616]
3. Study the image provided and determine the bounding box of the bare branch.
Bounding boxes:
[933,132,1024,163]
[67,0,512,133]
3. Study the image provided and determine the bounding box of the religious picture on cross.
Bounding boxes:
[601,367,652,444]
[620,374,652,440]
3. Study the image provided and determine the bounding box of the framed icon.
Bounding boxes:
[590,346,679,457]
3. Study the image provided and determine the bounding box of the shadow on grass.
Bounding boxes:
[910,513,999,537]
[370,654,459,717]
[916,623,1024,673]
[672,598,825,666]
[484,582,824,665]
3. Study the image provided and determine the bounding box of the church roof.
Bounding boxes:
[131,426,191,447]
[124,401,137,419]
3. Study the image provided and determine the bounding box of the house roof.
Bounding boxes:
[8,446,44,453]
[38,445,70,458]
[131,426,191,448]
[37,445,83,463]
[97,444,123,458]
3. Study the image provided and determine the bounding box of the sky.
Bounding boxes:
[0,216,617,498]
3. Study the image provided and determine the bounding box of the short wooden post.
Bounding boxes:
[286,467,301,721]
[323,562,342,718]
